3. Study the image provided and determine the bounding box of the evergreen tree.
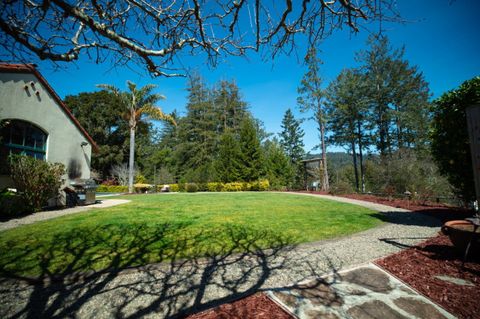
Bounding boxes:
[175,74,217,179]
[326,69,370,192]
[358,35,431,156]
[215,130,242,182]
[213,80,248,134]
[298,47,329,191]
[238,117,265,181]
[264,138,293,189]
[279,109,305,188]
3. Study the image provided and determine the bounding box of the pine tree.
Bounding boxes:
[238,117,265,181]
[264,138,293,189]
[279,109,305,189]
[357,35,431,156]
[326,69,370,192]
[213,80,248,134]
[215,130,242,182]
[297,47,329,191]
[175,74,217,179]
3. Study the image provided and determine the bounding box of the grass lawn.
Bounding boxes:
[0,192,382,277]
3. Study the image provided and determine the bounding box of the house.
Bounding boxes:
[0,63,97,202]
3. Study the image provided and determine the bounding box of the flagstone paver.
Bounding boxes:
[268,263,454,319]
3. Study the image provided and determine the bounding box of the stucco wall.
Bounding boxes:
[0,72,92,188]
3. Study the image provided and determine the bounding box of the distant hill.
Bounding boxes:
[305,152,352,170]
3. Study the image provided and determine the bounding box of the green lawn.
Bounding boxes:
[0,192,381,277]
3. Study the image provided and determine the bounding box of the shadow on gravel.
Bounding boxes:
[0,223,340,319]
[370,210,443,228]
[374,208,475,250]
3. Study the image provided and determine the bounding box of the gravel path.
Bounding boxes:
[0,199,130,232]
[0,193,443,319]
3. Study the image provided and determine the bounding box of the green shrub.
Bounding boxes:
[185,183,198,192]
[223,182,243,192]
[135,174,148,184]
[0,190,28,217]
[242,182,251,191]
[9,155,65,212]
[96,185,128,193]
[258,179,270,191]
[167,180,270,193]
[329,180,355,195]
[197,183,208,192]
[169,184,179,192]
[207,182,222,192]
[178,183,186,192]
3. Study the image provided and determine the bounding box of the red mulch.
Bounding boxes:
[185,293,294,319]
[376,234,480,319]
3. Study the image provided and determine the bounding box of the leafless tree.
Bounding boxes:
[110,162,134,186]
[0,0,400,77]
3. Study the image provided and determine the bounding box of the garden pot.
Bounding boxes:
[441,220,480,256]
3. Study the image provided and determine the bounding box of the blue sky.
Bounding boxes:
[16,0,480,153]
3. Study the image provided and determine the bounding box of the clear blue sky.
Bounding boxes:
[14,0,480,153]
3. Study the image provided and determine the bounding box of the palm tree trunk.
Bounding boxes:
[128,125,135,194]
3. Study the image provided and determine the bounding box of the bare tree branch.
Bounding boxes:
[0,0,400,77]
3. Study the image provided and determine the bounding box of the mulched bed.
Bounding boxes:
[376,234,480,319]
[185,293,293,319]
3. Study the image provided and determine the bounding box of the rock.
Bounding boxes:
[393,297,448,319]
[293,280,343,307]
[304,309,340,319]
[272,291,300,309]
[347,300,408,319]
[341,267,393,293]
[434,275,475,287]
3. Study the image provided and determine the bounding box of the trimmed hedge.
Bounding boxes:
[97,180,271,193]
[162,180,270,193]
[96,185,128,193]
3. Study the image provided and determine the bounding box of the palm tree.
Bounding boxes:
[97,81,175,193]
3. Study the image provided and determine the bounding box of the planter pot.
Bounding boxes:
[441,220,480,255]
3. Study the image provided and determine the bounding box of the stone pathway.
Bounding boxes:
[0,193,446,318]
[0,199,130,231]
[269,263,455,319]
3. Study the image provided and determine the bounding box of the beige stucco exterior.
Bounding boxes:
[0,71,92,189]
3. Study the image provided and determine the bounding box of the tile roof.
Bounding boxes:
[0,63,98,152]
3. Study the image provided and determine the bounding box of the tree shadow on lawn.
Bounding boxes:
[0,222,342,319]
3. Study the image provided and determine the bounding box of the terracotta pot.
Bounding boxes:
[441,220,480,255]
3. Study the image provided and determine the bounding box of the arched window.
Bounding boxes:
[0,120,47,163]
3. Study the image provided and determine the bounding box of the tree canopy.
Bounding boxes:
[430,76,480,202]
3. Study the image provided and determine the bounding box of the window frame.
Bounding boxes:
[1,119,48,161]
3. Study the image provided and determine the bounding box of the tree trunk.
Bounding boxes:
[351,139,359,192]
[316,100,329,192]
[320,121,329,191]
[357,121,366,193]
[128,125,135,194]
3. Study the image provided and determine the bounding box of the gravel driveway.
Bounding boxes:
[0,193,442,319]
